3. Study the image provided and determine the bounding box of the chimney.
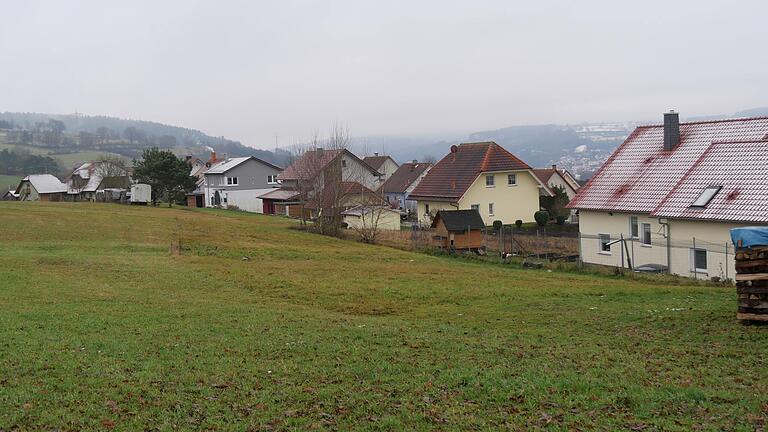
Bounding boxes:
[224,153,229,162]
[551,164,557,171]
[210,151,217,162]
[374,152,379,156]
[664,110,680,151]
[412,159,417,164]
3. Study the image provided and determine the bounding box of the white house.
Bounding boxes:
[568,112,768,280]
[203,156,283,213]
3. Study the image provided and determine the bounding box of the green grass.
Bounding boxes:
[0,202,766,430]
[0,174,20,190]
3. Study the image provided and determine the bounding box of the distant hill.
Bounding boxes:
[0,112,292,172]
[733,107,768,118]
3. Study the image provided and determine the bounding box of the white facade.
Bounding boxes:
[578,210,755,281]
[204,187,275,213]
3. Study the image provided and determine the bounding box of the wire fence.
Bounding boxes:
[376,226,735,280]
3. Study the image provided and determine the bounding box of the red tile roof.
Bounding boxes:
[651,140,768,223]
[380,162,432,194]
[409,142,531,200]
[568,117,768,217]
[278,148,344,181]
[362,155,395,171]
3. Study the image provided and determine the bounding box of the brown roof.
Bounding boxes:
[409,142,531,200]
[380,162,432,194]
[362,155,395,171]
[278,148,344,181]
[304,181,381,209]
[279,148,380,181]
[532,166,579,193]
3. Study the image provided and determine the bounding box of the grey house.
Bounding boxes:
[203,156,282,213]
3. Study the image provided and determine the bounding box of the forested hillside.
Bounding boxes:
[0,112,292,177]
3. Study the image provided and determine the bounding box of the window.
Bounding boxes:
[425,203,430,214]
[691,248,707,272]
[488,202,494,215]
[227,177,232,185]
[641,223,651,246]
[341,159,347,168]
[691,186,721,208]
[267,174,278,184]
[485,175,495,187]
[231,177,238,185]
[471,204,480,212]
[599,234,611,253]
[629,216,638,238]
[507,174,517,186]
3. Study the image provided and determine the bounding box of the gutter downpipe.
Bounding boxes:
[658,218,671,275]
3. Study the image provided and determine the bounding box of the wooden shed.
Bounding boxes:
[431,209,485,250]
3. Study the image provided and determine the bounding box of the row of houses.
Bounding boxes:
[3,160,135,202]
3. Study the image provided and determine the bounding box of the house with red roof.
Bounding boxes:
[568,111,768,280]
[409,141,552,225]
[379,160,432,215]
[532,165,580,200]
[363,153,399,183]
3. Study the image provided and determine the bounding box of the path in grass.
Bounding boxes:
[0,202,765,430]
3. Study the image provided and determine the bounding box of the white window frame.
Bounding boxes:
[599,233,611,255]
[488,202,494,216]
[231,177,238,185]
[690,248,708,273]
[641,223,651,247]
[507,174,517,186]
[470,204,480,212]
[267,174,278,184]
[629,216,638,239]
[485,175,495,187]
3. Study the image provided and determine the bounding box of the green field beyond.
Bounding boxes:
[0,203,765,430]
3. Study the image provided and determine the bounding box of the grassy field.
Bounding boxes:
[0,203,766,430]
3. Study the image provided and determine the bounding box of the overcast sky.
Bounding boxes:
[1,0,767,149]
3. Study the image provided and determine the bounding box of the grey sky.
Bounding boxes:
[1,0,767,149]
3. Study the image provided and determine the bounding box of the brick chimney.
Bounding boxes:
[664,110,680,151]
[551,164,557,171]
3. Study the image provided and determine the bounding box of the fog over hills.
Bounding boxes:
[2,107,765,181]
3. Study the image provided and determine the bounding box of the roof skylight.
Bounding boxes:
[691,186,721,208]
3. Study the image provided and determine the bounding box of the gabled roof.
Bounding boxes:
[380,162,432,194]
[279,148,380,181]
[651,140,768,223]
[532,166,580,193]
[304,181,381,210]
[205,156,282,174]
[17,174,66,194]
[362,155,397,171]
[409,142,531,200]
[568,117,768,217]
[431,209,485,231]
[67,161,130,193]
[257,188,300,201]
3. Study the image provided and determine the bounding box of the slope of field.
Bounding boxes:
[0,203,765,430]
[0,174,20,190]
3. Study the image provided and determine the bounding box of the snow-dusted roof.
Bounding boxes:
[205,156,282,175]
[19,174,66,194]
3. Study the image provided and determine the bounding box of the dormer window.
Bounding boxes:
[691,186,721,208]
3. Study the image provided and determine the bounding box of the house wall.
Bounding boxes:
[416,170,541,226]
[203,158,281,212]
[548,173,578,199]
[344,209,401,231]
[341,154,379,190]
[377,159,400,182]
[416,200,459,225]
[578,210,757,280]
[17,181,39,201]
[433,220,483,249]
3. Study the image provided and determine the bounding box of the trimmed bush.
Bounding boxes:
[556,215,567,225]
[534,210,549,227]
[492,220,503,232]
[515,219,523,228]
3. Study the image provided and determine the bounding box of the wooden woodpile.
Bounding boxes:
[735,246,768,322]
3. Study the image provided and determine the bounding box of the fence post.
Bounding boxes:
[692,237,697,280]
[577,231,583,270]
[725,242,729,281]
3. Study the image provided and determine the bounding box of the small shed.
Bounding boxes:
[431,209,485,250]
[130,184,151,205]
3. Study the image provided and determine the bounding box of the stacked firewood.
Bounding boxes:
[735,246,768,322]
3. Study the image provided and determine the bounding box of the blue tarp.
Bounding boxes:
[730,226,768,248]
